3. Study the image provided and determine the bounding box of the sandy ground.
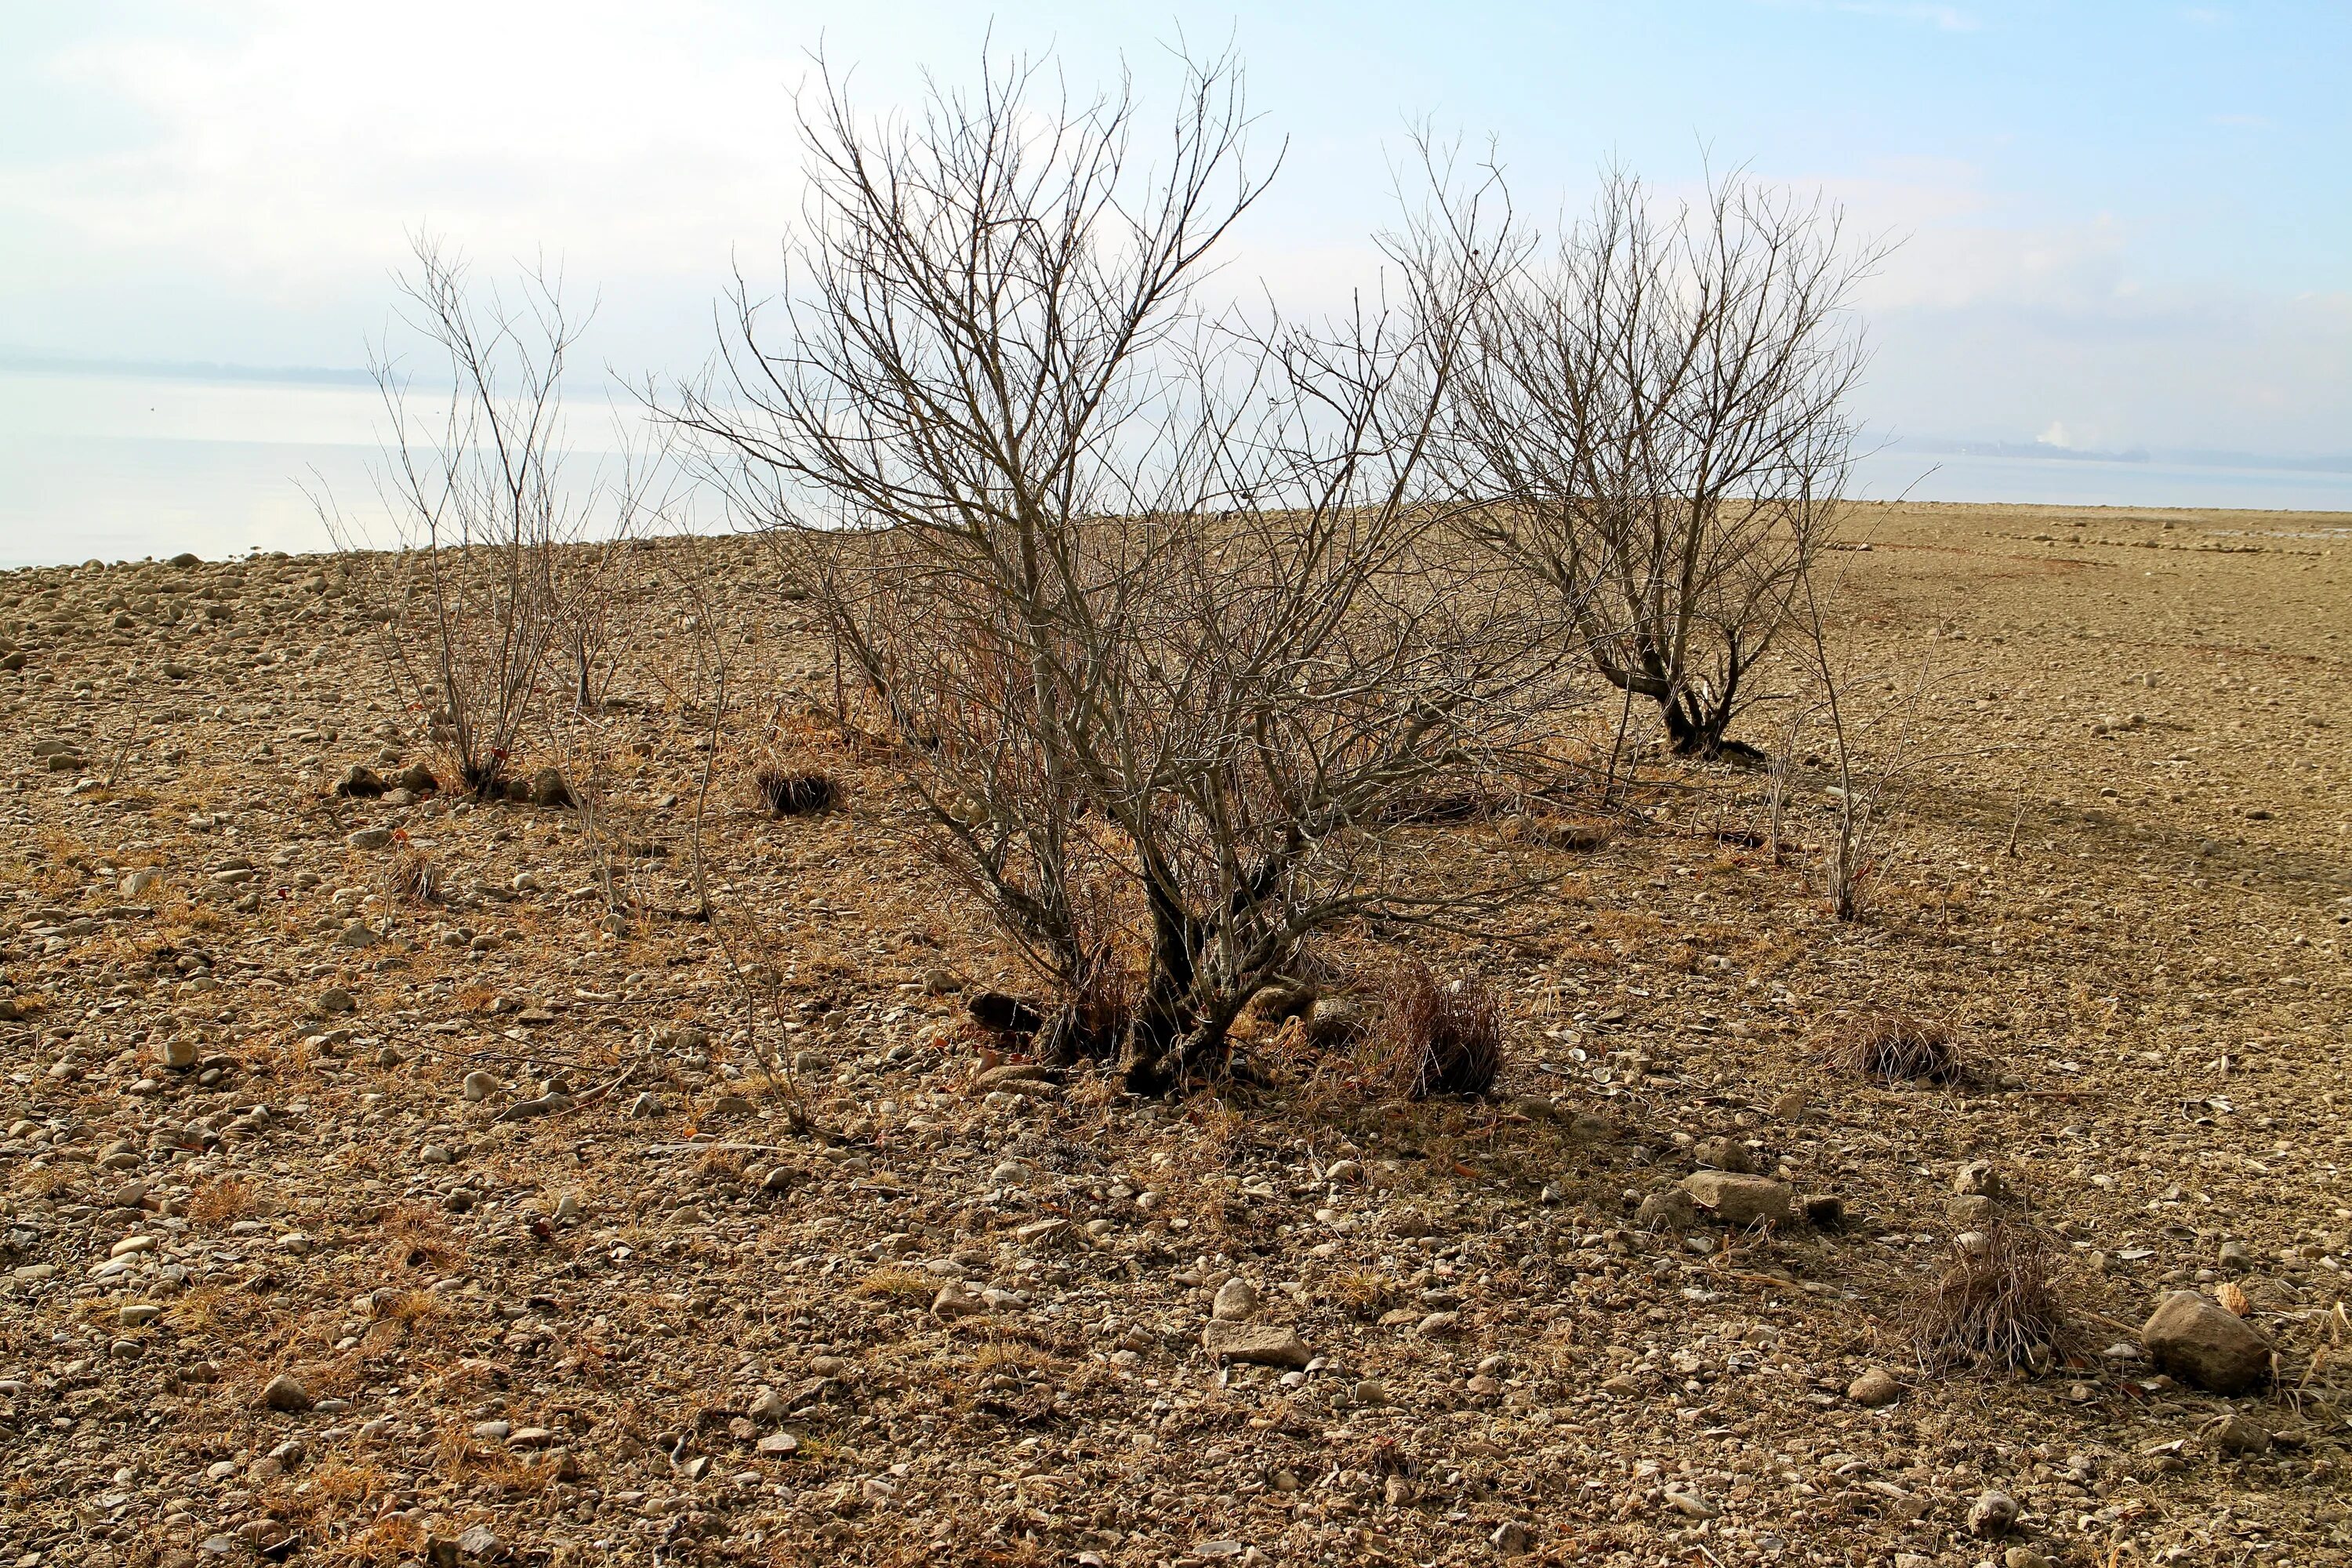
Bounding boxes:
[0,499,2347,1568]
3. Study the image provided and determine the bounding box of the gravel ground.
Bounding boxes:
[0,501,2347,1567]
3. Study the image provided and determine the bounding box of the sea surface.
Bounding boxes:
[2,369,2348,569]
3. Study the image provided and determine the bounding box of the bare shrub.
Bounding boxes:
[1908,1223,2076,1375]
[1370,960,1504,1099]
[672,49,1566,1094]
[316,235,648,797]
[1786,561,1980,922]
[1820,1011,1960,1084]
[1414,162,1881,761]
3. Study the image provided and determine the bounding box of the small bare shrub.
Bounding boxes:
[317,235,648,798]
[1909,1222,2075,1374]
[1820,1012,1960,1084]
[754,765,838,817]
[1371,961,1504,1099]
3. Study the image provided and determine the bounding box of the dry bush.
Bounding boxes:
[315,235,651,798]
[1330,1269,1401,1319]
[1370,960,1504,1099]
[1410,158,1879,762]
[695,1146,746,1186]
[754,764,838,817]
[1820,1012,1961,1084]
[1908,1222,2076,1375]
[673,48,1570,1094]
[381,1202,459,1271]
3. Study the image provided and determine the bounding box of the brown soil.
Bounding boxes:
[0,500,2347,1567]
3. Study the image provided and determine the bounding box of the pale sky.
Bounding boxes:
[3,0,2347,457]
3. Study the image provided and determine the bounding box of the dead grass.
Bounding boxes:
[755,764,840,817]
[380,1202,459,1272]
[1820,1011,1963,1085]
[1330,1269,1400,1319]
[1368,960,1504,1100]
[386,845,441,904]
[1907,1221,2077,1375]
[855,1266,940,1302]
[188,1174,256,1223]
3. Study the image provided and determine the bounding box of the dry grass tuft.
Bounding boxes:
[188,1175,256,1223]
[1907,1221,2076,1374]
[381,1202,459,1271]
[755,765,839,817]
[387,846,441,905]
[1330,1269,1400,1319]
[854,1267,939,1302]
[1369,960,1504,1100]
[1820,1011,1962,1085]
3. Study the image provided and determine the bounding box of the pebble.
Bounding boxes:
[1690,1135,1755,1174]
[1951,1160,2008,1199]
[260,1373,313,1412]
[1846,1367,1901,1407]
[1210,1277,1260,1322]
[932,1282,988,1317]
[1968,1489,2019,1537]
[461,1070,498,1102]
[1679,1171,1795,1226]
[2205,1411,2271,1454]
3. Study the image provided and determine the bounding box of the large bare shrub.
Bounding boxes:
[673,52,1566,1091]
[1417,166,1880,761]
[318,236,646,796]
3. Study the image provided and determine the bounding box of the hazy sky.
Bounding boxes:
[2,1,2345,456]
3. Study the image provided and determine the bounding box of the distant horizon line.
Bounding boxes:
[5,349,2348,477]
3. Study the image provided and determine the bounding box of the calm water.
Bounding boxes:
[2,370,2348,568]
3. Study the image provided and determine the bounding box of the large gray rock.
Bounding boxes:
[1679,1171,1795,1227]
[2142,1290,2272,1394]
[1201,1320,1311,1368]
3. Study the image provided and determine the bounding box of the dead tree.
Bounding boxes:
[672,50,1566,1092]
[1423,165,1880,762]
